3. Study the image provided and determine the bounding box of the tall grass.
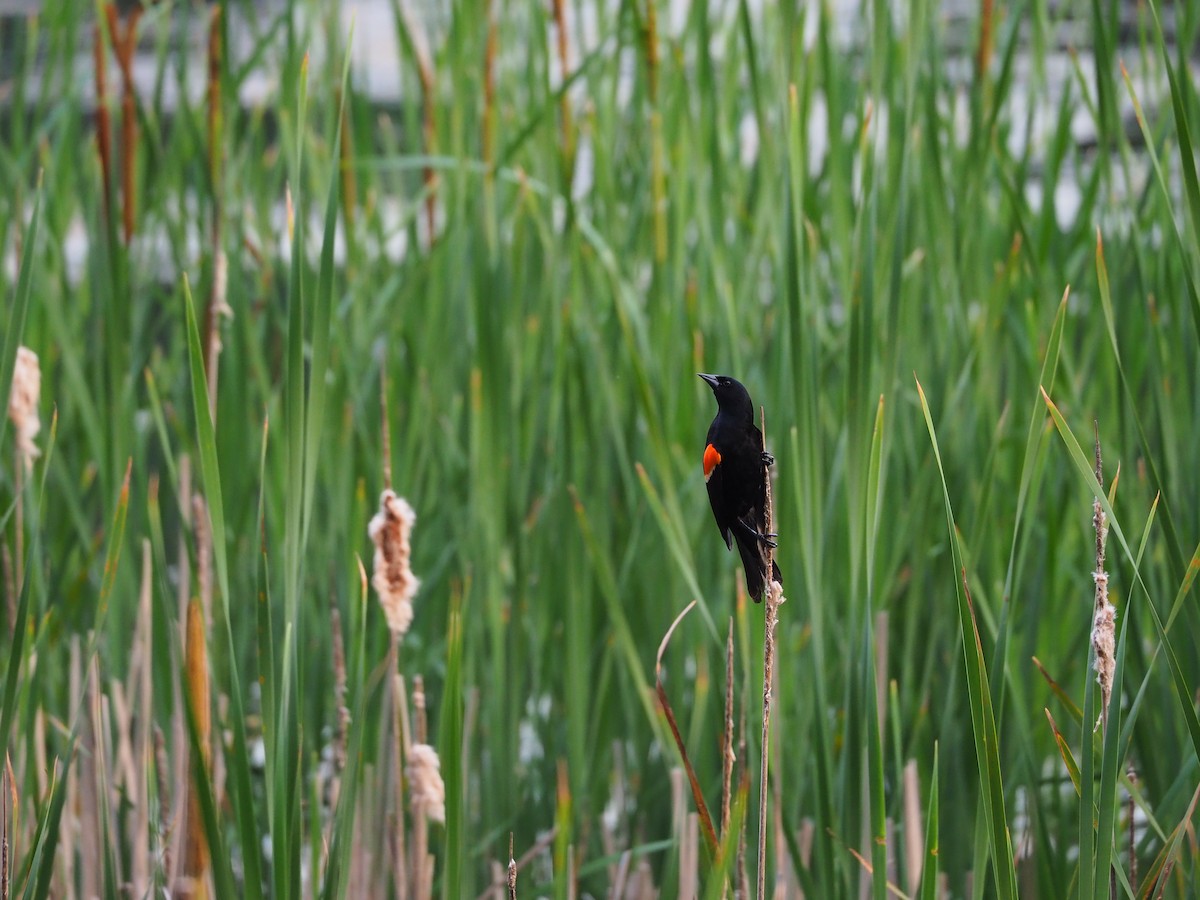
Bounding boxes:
[1,0,1200,896]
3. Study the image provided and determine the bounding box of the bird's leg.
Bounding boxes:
[736,516,777,549]
[761,451,774,468]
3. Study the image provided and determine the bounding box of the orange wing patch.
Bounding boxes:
[703,443,722,482]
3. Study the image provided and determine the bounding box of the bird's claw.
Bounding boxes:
[761,451,775,467]
[757,532,778,549]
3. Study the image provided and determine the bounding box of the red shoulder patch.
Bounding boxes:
[703,443,722,482]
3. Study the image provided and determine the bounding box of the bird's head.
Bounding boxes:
[698,373,755,421]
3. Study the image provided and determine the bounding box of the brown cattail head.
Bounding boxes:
[406,742,445,824]
[1092,538,1116,729]
[368,490,420,636]
[1092,577,1116,716]
[7,346,41,469]
[1091,431,1116,730]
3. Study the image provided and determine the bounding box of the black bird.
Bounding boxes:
[699,374,782,602]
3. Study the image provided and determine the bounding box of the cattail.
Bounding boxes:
[1092,562,1116,728]
[406,743,445,824]
[7,346,40,469]
[1091,430,1116,732]
[368,490,421,636]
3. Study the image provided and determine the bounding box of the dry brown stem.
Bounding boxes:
[722,617,735,843]
[2,753,12,900]
[482,0,498,169]
[396,0,437,244]
[380,367,393,490]
[104,4,141,243]
[757,406,783,899]
[179,600,211,899]
[551,0,574,174]
[507,833,517,899]
[655,601,719,855]
[390,664,409,900]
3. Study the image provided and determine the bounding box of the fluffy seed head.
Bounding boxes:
[368,489,420,635]
[7,346,41,469]
[1092,571,1116,724]
[407,742,445,823]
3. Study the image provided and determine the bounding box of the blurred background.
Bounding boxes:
[0,0,1198,897]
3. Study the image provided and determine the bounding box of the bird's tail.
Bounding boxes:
[736,535,783,603]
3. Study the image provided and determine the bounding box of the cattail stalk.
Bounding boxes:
[550,0,574,180]
[179,600,211,899]
[644,0,666,262]
[202,7,230,421]
[507,832,517,899]
[380,367,393,491]
[722,618,735,842]
[155,726,172,886]
[482,0,498,170]
[758,407,784,899]
[94,16,114,229]
[105,4,141,244]
[169,462,192,887]
[976,0,994,81]
[132,520,155,892]
[2,753,12,900]
[396,0,437,244]
[2,547,13,641]
[391,665,409,900]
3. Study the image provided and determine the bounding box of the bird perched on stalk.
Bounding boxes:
[699,373,781,603]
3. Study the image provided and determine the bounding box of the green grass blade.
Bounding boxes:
[1045,709,1081,797]
[1138,784,1200,897]
[301,33,353,553]
[864,396,888,900]
[568,487,663,748]
[917,744,940,900]
[634,463,717,637]
[320,565,367,900]
[1120,15,1200,344]
[275,51,311,900]
[20,758,71,900]
[1091,222,1187,579]
[1042,393,1200,779]
[916,376,1017,900]
[1003,288,1067,598]
[441,593,466,898]
[1145,0,1200,307]
[183,274,265,899]
[864,622,887,900]
[0,555,33,753]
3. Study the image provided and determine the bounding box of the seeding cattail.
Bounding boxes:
[1092,578,1115,720]
[1091,429,1116,732]
[7,346,41,469]
[1091,487,1115,730]
[406,743,445,824]
[368,490,421,636]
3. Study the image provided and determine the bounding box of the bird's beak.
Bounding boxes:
[698,373,720,390]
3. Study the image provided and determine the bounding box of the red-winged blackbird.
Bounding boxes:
[699,373,782,603]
